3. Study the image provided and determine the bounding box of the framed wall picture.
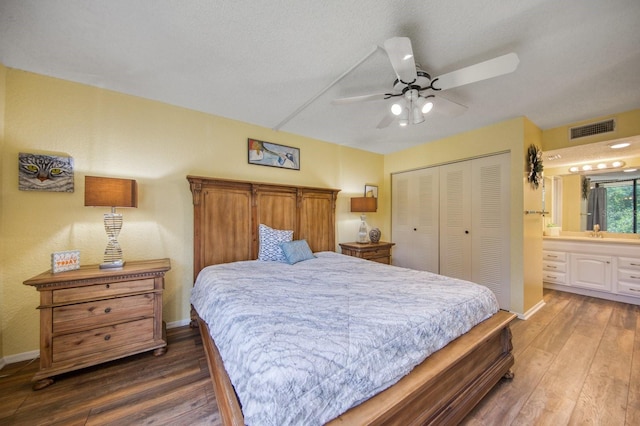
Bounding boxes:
[365,184,378,198]
[18,152,75,192]
[248,138,300,170]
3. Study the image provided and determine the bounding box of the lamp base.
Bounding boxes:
[100,260,125,269]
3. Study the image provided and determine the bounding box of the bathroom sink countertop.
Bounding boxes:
[543,234,640,245]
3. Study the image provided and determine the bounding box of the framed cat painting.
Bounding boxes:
[19,152,75,193]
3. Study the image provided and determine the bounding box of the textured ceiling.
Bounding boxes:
[1,0,639,154]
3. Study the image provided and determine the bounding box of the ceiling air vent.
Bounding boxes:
[569,119,615,140]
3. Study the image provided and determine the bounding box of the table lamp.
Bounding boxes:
[350,197,376,243]
[84,176,138,268]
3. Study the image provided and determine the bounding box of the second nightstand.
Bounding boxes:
[339,241,395,264]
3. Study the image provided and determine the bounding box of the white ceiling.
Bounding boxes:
[1,0,639,154]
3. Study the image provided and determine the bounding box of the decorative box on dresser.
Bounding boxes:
[339,241,395,264]
[23,258,171,390]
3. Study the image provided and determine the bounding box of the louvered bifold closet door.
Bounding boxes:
[471,153,511,309]
[391,167,439,272]
[439,161,473,281]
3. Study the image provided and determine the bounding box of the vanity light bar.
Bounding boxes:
[568,161,626,174]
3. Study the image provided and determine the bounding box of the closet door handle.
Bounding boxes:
[465,230,469,234]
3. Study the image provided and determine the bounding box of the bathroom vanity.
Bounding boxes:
[543,235,640,305]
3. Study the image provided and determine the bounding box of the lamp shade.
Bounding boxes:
[84,176,138,208]
[350,197,376,213]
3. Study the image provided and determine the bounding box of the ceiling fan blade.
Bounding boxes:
[332,93,389,105]
[383,37,418,84]
[376,112,396,129]
[432,95,468,117]
[432,53,519,91]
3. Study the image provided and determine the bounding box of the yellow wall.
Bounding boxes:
[0,68,384,357]
[542,109,640,151]
[0,62,6,361]
[383,117,543,315]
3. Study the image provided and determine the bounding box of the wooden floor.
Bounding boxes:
[1,289,638,425]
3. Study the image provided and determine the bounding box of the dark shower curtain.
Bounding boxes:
[587,186,607,231]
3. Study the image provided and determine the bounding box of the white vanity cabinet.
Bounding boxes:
[543,237,640,305]
[569,253,612,291]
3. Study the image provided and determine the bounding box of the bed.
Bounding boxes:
[187,175,515,425]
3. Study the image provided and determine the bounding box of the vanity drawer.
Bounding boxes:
[543,261,566,273]
[52,278,155,304]
[618,257,640,271]
[543,271,566,284]
[53,294,155,334]
[52,318,154,363]
[543,250,566,262]
[617,280,640,298]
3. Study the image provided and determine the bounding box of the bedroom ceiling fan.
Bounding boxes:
[332,37,520,128]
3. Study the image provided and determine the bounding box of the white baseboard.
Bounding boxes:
[515,299,546,320]
[167,318,191,329]
[0,350,39,370]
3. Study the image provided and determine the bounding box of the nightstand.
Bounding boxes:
[339,241,395,264]
[23,258,171,390]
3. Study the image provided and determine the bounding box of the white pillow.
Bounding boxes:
[258,224,293,262]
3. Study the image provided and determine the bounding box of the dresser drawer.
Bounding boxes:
[52,318,155,363]
[53,294,155,334]
[360,248,391,260]
[543,250,566,262]
[543,271,566,284]
[52,278,155,304]
[543,261,566,273]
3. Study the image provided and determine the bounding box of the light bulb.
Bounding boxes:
[391,103,403,116]
[421,101,433,114]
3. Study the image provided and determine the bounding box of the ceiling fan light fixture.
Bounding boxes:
[416,96,434,114]
[412,107,424,124]
[399,107,410,126]
[391,103,403,116]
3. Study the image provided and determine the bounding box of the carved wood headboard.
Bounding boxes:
[187,176,340,281]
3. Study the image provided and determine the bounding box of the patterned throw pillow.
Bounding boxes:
[280,240,315,264]
[258,224,293,262]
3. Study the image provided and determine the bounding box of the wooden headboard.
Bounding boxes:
[187,176,340,280]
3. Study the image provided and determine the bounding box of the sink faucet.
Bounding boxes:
[591,224,602,238]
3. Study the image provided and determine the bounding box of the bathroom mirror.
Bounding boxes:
[543,136,640,233]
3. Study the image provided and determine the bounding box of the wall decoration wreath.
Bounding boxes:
[527,144,544,189]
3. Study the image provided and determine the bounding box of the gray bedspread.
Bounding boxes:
[190,251,499,425]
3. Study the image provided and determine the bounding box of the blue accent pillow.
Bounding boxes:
[280,240,315,264]
[258,224,293,262]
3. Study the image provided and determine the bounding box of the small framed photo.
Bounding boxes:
[248,138,300,170]
[52,250,80,273]
[365,185,378,198]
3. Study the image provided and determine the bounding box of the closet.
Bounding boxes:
[391,153,511,309]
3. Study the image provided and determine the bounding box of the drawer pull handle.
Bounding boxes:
[104,334,111,341]
[629,288,640,292]
[547,255,558,258]
[104,307,112,314]
[546,275,557,279]
[631,263,640,266]
[106,284,110,289]
[547,265,557,269]
[631,276,640,280]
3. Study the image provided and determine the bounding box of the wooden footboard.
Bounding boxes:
[196,310,515,426]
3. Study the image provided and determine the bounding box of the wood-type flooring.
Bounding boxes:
[1,289,638,425]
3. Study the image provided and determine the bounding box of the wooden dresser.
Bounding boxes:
[23,258,171,390]
[339,241,395,264]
